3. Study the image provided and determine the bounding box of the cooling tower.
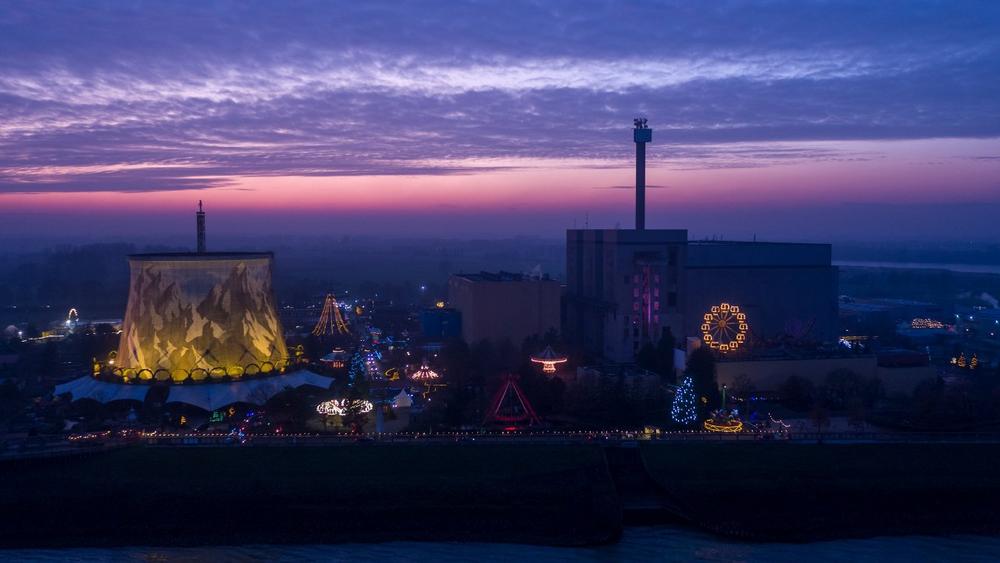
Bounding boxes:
[115,252,289,382]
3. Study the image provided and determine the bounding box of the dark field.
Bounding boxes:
[0,444,621,547]
[641,442,1000,540]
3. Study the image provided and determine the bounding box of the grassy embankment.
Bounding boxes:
[0,444,621,547]
[641,442,1000,541]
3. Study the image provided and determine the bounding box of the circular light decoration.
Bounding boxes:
[316,399,374,416]
[700,302,749,352]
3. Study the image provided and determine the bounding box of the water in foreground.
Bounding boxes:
[5,526,1000,563]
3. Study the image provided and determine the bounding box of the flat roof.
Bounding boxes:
[452,271,553,282]
[128,252,273,261]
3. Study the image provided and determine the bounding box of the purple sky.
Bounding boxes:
[1,1,999,241]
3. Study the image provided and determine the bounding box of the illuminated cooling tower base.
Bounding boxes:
[114,252,289,383]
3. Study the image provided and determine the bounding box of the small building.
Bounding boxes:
[713,348,934,397]
[420,306,462,340]
[448,271,560,346]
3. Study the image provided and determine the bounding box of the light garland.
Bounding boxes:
[703,419,743,433]
[316,398,374,416]
[911,317,945,329]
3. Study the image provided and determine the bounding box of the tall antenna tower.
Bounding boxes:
[633,118,652,230]
[312,294,350,336]
[196,200,206,253]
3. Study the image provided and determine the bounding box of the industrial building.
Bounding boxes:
[565,120,839,363]
[448,271,561,346]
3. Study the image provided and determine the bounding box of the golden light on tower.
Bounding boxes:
[700,302,749,352]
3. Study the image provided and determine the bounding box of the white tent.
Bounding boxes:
[166,370,334,411]
[392,388,413,408]
[54,370,334,411]
[54,377,151,403]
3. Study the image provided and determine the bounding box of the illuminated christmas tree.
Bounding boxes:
[348,352,366,382]
[671,376,698,426]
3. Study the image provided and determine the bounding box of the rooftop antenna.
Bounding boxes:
[633,117,652,230]
[196,200,206,253]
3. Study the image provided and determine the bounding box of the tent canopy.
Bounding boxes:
[54,377,150,403]
[165,370,334,411]
[55,370,334,411]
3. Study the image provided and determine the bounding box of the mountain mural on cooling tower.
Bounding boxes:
[117,257,288,373]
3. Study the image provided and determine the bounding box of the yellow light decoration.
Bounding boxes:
[312,294,351,336]
[411,363,440,381]
[701,302,749,353]
[703,419,743,433]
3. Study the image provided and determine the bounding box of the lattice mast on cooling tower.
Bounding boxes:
[312,294,350,336]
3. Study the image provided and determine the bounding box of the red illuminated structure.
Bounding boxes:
[483,374,541,427]
[312,294,350,336]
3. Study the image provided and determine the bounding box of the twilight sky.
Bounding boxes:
[1,1,999,242]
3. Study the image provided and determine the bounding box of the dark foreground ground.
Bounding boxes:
[641,442,1000,541]
[1,441,999,547]
[0,444,620,548]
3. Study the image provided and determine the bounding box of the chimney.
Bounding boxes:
[196,200,206,253]
[633,118,652,230]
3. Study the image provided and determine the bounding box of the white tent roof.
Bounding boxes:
[166,370,334,411]
[392,388,413,408]
[54,376,151,403]
[54,370,334,411]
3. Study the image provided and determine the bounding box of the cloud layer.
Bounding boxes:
[0,1,998,193]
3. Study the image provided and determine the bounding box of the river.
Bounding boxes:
[834,260,1000,275]
[4,526,1000,562]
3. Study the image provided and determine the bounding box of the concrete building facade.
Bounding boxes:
[566,230,839,363]
[448,271,561,346]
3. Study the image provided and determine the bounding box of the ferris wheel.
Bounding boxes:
[701,302,749,352]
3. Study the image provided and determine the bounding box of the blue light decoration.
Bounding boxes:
[671,376,698,425]
[348,352,366,382]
